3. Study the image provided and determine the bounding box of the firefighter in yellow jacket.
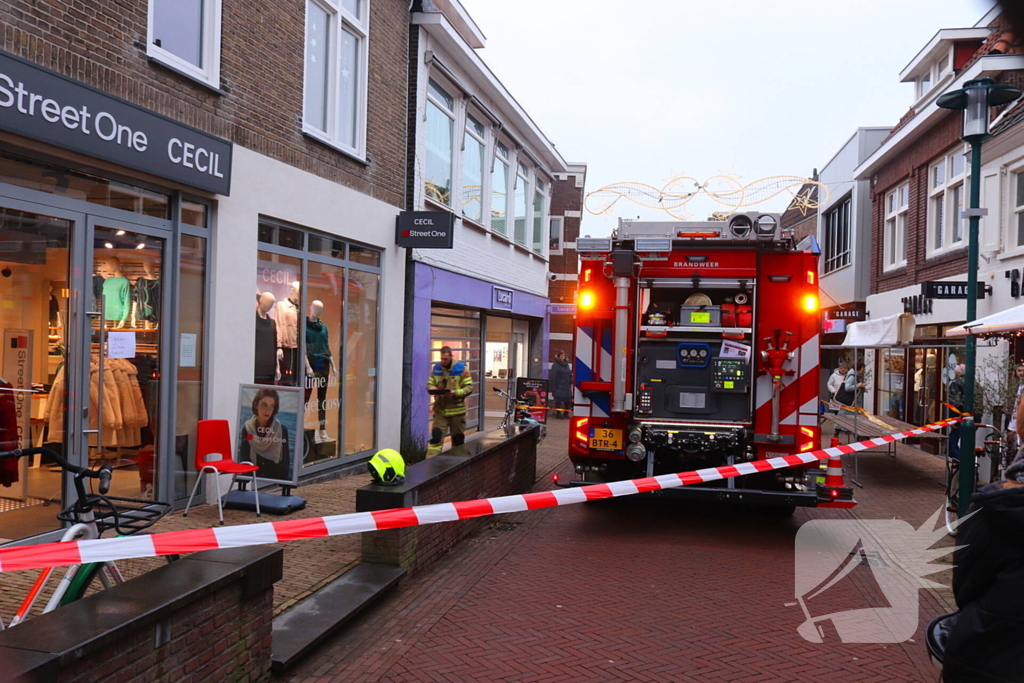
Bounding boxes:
[426,346,473,457]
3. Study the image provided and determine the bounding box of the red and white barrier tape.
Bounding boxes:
[0,417,962,573]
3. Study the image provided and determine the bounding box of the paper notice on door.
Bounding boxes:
[107,331,136,359]
[180,333,197,367]
[720,339,751,360]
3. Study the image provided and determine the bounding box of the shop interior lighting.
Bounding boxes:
[135,243,146,249]
[115,230,125,236]
[103,242,114,249]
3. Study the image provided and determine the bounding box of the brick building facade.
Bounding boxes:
[0,0,412,541]
[546,163,587,362]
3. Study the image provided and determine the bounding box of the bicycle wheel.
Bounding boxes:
[945,461,960,536]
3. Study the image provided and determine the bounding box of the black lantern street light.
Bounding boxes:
[937,77,1022,518]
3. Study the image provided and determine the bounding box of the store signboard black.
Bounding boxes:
[0,50,233,195]
[921,281,985,299]
[395,211,455,248]
[514,377,550,424]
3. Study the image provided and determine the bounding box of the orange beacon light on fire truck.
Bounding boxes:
[579,291,596,310]
[801,294,819,313]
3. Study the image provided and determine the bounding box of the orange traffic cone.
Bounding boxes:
[817,453,856,509]
[823,456,845,488]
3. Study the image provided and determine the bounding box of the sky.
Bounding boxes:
[458,0,996,237]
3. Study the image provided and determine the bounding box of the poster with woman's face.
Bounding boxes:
[237,383,302,486]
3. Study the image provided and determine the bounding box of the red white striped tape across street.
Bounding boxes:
[0,417,962,573]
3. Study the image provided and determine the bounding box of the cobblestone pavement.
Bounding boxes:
[281,420,959,683]
[0,424,565,619]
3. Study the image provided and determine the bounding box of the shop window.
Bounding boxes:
[877,349,906,420]
[0,151,169,219]
[1014,171,1024,249]
[425,80,455,206]
[430,307,482,431]
[549,216,563,254]
[533,181,547,254]
[181,201,208,228]
[514,163,529,245]
[148,0,222,88]
[302,0,369,155]
[174,233,207,500]
[462,114,486,223]
[256,219,382,469]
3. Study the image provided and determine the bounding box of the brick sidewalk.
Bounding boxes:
[280,422,962,683]
[0,423,562,620]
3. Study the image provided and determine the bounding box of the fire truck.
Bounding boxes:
[568,213,855,512]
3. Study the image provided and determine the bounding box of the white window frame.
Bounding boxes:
[302,0,370,159]
[491,140,510,236]
[1012,166,1024,251]
[822,196,851,274]
[461,111,487,223]
[927,148,967,256]
[147,0,223,89]
[549,216,564,255]
[884,183,909,271]
[513,161,530,246]
[914,50,954,103]
[532,178,548,255]
[422,78,456,207]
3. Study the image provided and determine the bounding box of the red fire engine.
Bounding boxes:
[568,213,855,512]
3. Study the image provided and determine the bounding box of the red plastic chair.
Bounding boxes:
[183,419,261,524]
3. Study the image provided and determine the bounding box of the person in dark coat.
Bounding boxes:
[942,449,1024,682]
[549,351,573,419]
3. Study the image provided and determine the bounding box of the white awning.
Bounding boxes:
[841,313,917,348]
[946,303,1024,337]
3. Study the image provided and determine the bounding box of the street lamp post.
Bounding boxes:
[937,78,1022,518]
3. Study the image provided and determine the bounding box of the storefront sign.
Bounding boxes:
[395,211,455,249]
[920,281,985,299]
[515,377,550,424]
[901,295,933,315]
[0,50,233,195]
[493,287,514,311]
[547,304,576,315]
[237,384,302,486]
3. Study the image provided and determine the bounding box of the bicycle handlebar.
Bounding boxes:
[98,462,113,495]
[0,446,97,478]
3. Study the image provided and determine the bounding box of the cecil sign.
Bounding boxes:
[395,211,455,249]
[0,50,232,195]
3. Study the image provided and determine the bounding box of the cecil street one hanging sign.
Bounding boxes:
[395,211,455,249]
[0,50,233,195]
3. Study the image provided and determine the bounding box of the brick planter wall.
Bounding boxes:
[0,547,283,683]
[357,427,538,574]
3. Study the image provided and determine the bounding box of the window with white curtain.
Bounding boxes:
[303,0,369,156]
[148,0,222,87]
[884,183,909,270]
[549,216,563,254]
[927,149,966,255]
[491,142,509,235]
[424,80,455,206]
[462,114,485,222]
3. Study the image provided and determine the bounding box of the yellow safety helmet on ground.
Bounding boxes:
[368,448,406,486]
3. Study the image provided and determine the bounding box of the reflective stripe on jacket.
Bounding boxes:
[428,360,473,416]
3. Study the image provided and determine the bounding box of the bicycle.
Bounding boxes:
[492,386,547,446]
[0,447,174,629]
[944,424,1011,536]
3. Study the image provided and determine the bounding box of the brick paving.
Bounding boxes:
[0,424,565,620]
[279,419,960,683]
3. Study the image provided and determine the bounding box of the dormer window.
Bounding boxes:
[918,71,932,99]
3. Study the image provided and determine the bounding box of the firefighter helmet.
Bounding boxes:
[368,448,406,485]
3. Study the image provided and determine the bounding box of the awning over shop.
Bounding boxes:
[946,302,1024,337]
[840,313,917,348]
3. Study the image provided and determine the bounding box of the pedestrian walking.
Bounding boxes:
[942,450,1024,682]
[1008,362,1024,448]
[826,361,849,412]
[947,364,965,461]
[549,351,573,419]
[426,346,473,457]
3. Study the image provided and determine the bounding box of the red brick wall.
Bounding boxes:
[1,0,409,207]
[870,111,965,295]
[547,170,585,360]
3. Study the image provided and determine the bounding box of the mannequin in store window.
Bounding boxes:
[305,299,335,443]
[96,256,130,328]
[255,292,281,384]
[276,281,300,385]
[131,259,160,330]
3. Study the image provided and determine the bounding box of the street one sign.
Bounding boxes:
[395,211,455,249]
[920,281,985,299]
[0,49,233,195]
